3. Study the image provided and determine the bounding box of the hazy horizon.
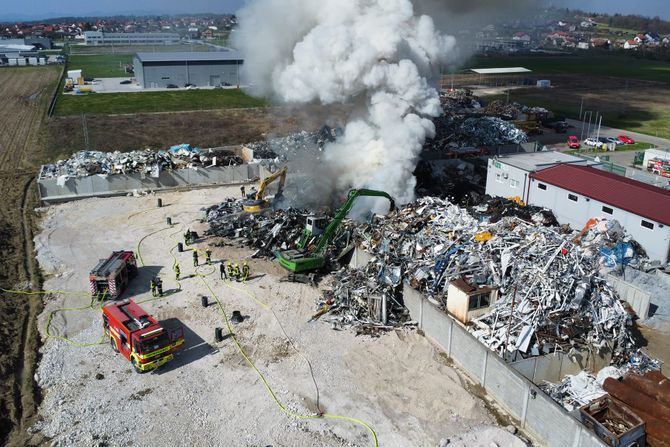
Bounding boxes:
[1,0,669,22]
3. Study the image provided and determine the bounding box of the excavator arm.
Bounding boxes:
[313,189,395,253]
[275,188,395,273]
[255,166,288,201]
[242,166,288,213]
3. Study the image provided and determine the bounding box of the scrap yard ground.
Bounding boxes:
[28,187,524,446]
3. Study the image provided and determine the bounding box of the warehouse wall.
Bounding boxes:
[139,60,242,88]
[38,164,260,204]
[527,177,670,263]
[403,284,606,447]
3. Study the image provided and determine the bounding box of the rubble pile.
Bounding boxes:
[41,145,243,179]
[425,115,528,151]
[204,199,317,257]
[482,101,551,120]
[314,264,410,336]
[246,125,340,163]
[439,89,482,111]
[338,197,645,360]
[542,355,661,411]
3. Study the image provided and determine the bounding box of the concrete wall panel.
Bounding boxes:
[39,165,259,204]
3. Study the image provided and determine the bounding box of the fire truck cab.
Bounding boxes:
[89,251,138,299]
[103,299,184,373]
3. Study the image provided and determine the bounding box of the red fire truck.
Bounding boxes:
[103,299,184,373]
[89,251,138,299]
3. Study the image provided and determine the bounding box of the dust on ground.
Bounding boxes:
[28,185,522,447]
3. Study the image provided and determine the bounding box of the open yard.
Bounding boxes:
[54,88,267,116]
[47,104,351,156]
[469,54,670,84]
[66,54,133,78]
[451,68,670,140]
[0,65,62,447]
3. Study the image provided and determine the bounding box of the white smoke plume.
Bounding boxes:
[233,0,524,204]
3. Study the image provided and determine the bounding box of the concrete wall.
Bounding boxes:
[510,349,611,385]
[527,177,670,263]
[403,284,606,447]
[38,164,260,204]
[606,273,651,320]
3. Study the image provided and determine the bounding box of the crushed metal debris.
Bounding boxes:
[40,144,243,179]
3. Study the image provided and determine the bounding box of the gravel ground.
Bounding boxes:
[30,186,524,447]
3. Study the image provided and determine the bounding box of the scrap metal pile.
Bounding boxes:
[483,100,550,120]
[339,197,643,360]
[204,199,320,257]
[246,125,340,163]
[40,145,242,179]
[426,115,528,151]
[316,264,411,336]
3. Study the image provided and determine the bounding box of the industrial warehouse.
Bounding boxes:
[133,51,243,88]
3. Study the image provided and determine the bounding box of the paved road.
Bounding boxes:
[565,118,670,167]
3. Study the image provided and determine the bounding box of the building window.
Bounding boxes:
[602,206,613,215]
[538,183,547,190]
[568,194,578,202]
[468,293,491,311]
[641,220,655,230]
[161,77,170,80]
[495,173,503,183]
[510,179,519,188]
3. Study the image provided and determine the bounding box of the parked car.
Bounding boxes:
[119,80,132,85]
[606,137,624,145]
[567,135,580,149]
[617,134,635,144]
[584,137,600,147]
[166,84,178,89]
[184,83,196,88]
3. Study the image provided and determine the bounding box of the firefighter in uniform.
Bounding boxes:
[226,261,234,280]
[242,261,250,282]
[149,278,156,297]
[240,185,246,198]
[205,248,212,265]
[219,261,226,280]
[193,250,199,267]
[174,263,181,281]
[155,277,163,297]
[184,229,192,246]
[232,263,241,282]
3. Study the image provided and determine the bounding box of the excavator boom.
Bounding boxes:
[242,166,288,213]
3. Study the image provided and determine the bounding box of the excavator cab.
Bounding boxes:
[306,216,328,237]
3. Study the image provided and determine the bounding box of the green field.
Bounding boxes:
[68,54,133,78]
[55,88,266,115]
[470,54,670,84]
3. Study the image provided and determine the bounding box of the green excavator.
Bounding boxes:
[274,188,395,273]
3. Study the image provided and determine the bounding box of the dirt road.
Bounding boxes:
[0,66,62,447]
[29,186,525,447]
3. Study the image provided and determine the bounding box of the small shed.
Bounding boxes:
[447,278,499,324]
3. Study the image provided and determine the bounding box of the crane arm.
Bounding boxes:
[255,166,288,201]
[313,188,395,253]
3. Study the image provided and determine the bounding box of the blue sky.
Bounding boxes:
[1,0,669,21]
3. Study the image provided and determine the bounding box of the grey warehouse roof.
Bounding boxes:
[494,151,599,172]
[135,51,243,63]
